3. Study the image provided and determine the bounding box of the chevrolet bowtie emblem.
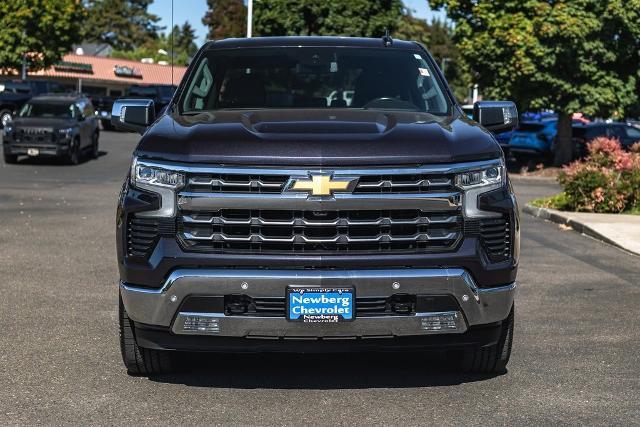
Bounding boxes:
[287,175,358,196]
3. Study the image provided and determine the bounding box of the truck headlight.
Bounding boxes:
[455,165,503,189]
[133,162,185,189]
[455,162,505,218]
[58,127,74,137]
[130,157,185,217]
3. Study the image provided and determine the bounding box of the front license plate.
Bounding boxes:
[287,286,354,323]
[27,148,39,156]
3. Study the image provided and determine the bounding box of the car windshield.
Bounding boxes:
[20,102,74,119]
[129,86,157,97]
[180,47,450,114]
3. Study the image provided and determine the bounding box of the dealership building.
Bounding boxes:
[23,53,187,97]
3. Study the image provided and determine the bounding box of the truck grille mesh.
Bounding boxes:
[126,217,159,258]
[479,216,511,262]
[178,209,462,253]
[184,173,455,194]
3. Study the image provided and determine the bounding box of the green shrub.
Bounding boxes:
[557,138,640,213]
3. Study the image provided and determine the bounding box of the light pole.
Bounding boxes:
[247,0,253,38]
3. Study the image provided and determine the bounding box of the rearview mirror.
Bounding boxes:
[111,99,155,134]
[473,101,518,133]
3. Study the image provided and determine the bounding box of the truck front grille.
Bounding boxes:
[184,173,455,194]
[16,128,56,144]
[178,209,462,253]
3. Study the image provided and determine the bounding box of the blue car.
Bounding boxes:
[508,114,557,162]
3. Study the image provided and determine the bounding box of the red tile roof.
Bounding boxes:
[30,54,187,85]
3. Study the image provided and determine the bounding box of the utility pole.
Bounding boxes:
[441,57,450,76]
[246,0,253,38]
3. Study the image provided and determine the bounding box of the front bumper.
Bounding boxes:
[121,268,515,341]
[3,140,70,157]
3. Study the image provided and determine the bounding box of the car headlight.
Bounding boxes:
[455,162,505,218]
[130,157,185,217]
[455,165,503,189]
[58,127,74,137]
[3,125,13,134]
[132,159,185,189]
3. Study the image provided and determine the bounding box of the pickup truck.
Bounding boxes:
[113,36,519,376]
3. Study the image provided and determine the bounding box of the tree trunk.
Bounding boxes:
[553,112,573,166]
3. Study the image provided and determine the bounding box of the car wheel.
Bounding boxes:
[3,153,18,164]
[91,132,99,159]
[0,110,12,129]
[67,138,80,165]
[119,296,174,375]
[458,306,514,374]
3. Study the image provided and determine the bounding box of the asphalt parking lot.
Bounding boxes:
[1,131,639,425]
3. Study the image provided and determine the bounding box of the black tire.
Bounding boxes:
[91,132,99,159]
[66,138,80,165]
[459,306,514,374]
[4,152,18,164]
[119,296,174,375]
[0,109,12,129]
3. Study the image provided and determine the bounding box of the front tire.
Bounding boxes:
[459,307,514,374]
[4,152,18,164]
[66,138,80,165]
[91,132,99,159]
[119,297,174,375]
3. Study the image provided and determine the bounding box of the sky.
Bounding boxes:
[149,0,446,47]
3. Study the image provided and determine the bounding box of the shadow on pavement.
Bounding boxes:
[147,351,504,389]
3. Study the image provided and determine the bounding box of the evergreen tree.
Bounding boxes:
[202,0,246,40]
[84,0,163,50]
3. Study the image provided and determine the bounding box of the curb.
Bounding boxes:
[523,204,639,256]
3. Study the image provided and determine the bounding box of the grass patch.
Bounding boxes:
[530,193,571,210]
[531,192,640,215]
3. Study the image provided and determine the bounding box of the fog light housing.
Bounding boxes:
[420,312,461,331]
[182,315,220,333]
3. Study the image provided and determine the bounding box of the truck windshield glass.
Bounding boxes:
[181,47,449,114]
[20,102,74,119]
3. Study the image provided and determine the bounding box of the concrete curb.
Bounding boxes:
[523,204,640,256]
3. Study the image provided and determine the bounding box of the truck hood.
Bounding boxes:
[136,109,502,166]
[11,117,77,130]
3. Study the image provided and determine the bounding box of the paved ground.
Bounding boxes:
[525,205,640,256]
[1,132,639,425]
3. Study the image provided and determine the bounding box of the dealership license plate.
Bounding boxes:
[287,287,354,323]
[27,148,39,156]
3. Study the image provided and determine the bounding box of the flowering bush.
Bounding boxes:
[557,137,640,213]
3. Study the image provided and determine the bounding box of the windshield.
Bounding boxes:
[20,102,74,119]
[181,47,450,114]
[129,86,157,97]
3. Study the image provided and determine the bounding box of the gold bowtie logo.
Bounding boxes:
[288,175,357,196]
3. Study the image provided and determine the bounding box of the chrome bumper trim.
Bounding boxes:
[171,311,466,337]
[120,268,515,337]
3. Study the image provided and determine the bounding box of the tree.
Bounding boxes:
[173,22,198,57]
[202,0,246,40]
[84,0,163,51]
[430,0,640,165]
[253,0,404,38]
[0,0,85,72]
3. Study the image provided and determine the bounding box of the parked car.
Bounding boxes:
[568,122,640,159]
[2,93,99,164]
[0,80,65,129]
[127,84,176,115]
[113,36,519,375]
[508,115,558,163]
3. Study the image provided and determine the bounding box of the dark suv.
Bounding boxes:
[113,37,519,375]
[2,94,99,164]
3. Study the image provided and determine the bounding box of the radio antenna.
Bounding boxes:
[171,0,174,87]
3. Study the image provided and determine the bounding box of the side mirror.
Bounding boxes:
[111,99,155,134]
[473,101,518,133]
